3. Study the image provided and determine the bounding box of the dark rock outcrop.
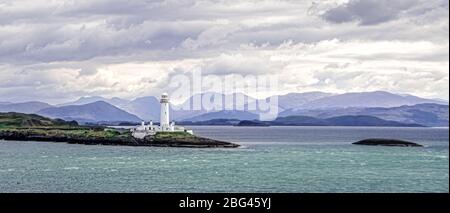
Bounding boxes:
[353,138,423,147]
[142,133,239,148]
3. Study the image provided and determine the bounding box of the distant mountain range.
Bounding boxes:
[267,91,335,110]
[0,101,53,114]
[120,96,161,121]
[38,101,141,124]
[57,96,130,107]
[58,96,162,121]
[180,115,424,127]
[280,103,449,127]
[270,115,424,127]
[185,110,259,122]
[0,91,448,126]
[171,92,258,121]
[294,91,446,109]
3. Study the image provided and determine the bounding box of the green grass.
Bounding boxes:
[0,112,78,128]
[0,127,132,140]
[0,112,134,140]
[1,113,238,147]
[0,113,208,144]
[0,124,8,129]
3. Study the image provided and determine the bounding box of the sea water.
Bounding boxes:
[0,126,448,192]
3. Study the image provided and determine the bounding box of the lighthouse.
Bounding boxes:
[160,93,170,131]
[130,93,193,138]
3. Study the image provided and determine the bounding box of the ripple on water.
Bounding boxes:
[63,167,80,170]
[0,127,447,192]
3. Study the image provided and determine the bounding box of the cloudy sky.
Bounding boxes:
[0,0,448,104]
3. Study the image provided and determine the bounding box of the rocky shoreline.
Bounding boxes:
[0,112,239,148]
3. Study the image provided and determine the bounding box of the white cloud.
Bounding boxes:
[0,0,448,103]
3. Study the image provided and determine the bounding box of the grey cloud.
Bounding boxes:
[322,0,418,25]
[0,0,448,102]
[0,20,205,63]
[1,0,447,65]
[78,65,98,76]
[200,53,284,75]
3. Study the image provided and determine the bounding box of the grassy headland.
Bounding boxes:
[0,112,239,148]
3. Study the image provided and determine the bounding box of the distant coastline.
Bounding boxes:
[1,91,448,128]
[176,115,426,127]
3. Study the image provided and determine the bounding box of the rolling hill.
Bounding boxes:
[37,101,141,124]
[266,115,422,127]
[0,101,54,114]
[0,112,78,128]
[297,91,446,109]
[180,115,423,127]
[59,96,130,107]
[120,96,161,121]
[280,103,449,127]
[183,110,259,122]
[268,92,335,110]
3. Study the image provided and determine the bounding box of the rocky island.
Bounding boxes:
[0,112,239,148]
[353,138,423,147]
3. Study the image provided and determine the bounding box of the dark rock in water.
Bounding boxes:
[353,138,423,147]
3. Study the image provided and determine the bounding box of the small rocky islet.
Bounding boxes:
[0,112,239,148]
[353,138,423,147]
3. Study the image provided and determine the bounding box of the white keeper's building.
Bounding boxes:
[131,93,193,139]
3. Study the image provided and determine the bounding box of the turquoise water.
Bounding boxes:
[0,126,448,192]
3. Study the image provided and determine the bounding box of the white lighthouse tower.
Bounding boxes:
[160,93,171,131]
[130,93,193,138]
